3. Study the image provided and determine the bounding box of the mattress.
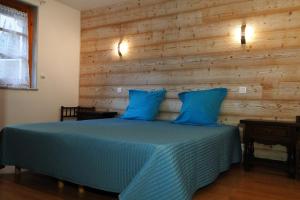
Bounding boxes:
[0,118,241,200]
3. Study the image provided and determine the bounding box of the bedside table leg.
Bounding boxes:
[244,141,251,171]
[250,141,255,162]
[287,146,296,178]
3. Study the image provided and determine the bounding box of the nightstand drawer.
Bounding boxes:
[247,125,289,138]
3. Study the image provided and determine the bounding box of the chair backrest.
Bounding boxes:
[60,106,95,121]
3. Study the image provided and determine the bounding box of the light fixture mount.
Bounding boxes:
[117,39,123,57]
[241,24,246,45]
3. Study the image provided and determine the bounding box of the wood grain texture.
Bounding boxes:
[80,0,300,125]
[1,166,300,200]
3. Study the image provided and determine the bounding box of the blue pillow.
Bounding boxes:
[174,88,227,125]
[121,89,166,121]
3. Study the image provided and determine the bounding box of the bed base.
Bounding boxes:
[14,166,85,195]
[58,181,85,194]
[57,180,85,194]
[58,180,64,189]
[78,185,85,194]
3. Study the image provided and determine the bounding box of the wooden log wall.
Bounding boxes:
[80,0,300,127]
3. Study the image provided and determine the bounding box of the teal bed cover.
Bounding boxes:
[0,118,241,200]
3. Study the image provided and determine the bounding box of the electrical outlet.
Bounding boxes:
[239,86,247,94]
[117,87,122,93]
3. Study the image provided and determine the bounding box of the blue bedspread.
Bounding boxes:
[0,118,241,200]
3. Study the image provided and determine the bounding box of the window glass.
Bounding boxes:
[0,4,30,88]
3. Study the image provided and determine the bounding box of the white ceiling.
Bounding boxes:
[56,0,128,11]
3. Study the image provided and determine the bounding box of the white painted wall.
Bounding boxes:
[0,0,80,128]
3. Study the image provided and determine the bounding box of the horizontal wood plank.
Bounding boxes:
[80,64,300,87]
[79,84,262,100]
[81,0,245,30]
[80,48,300,77]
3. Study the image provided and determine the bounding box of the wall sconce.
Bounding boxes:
[234,24,254,45]
[241,24,246,45]
[117,39,128,57]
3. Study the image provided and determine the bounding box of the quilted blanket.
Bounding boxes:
[0,118,241,200]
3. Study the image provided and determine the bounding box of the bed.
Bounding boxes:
[0,118,241,200]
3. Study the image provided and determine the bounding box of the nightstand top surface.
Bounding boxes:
[240,119,300,127]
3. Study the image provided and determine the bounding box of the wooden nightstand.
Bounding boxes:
[77,111,118,120]
[296,116,300,179]
[240,119,300,178]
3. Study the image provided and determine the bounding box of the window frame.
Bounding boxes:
[0,0,35,89]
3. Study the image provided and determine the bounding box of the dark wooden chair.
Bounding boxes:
[60,106,95,121]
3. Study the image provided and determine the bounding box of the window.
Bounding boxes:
[0,0,35,89]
